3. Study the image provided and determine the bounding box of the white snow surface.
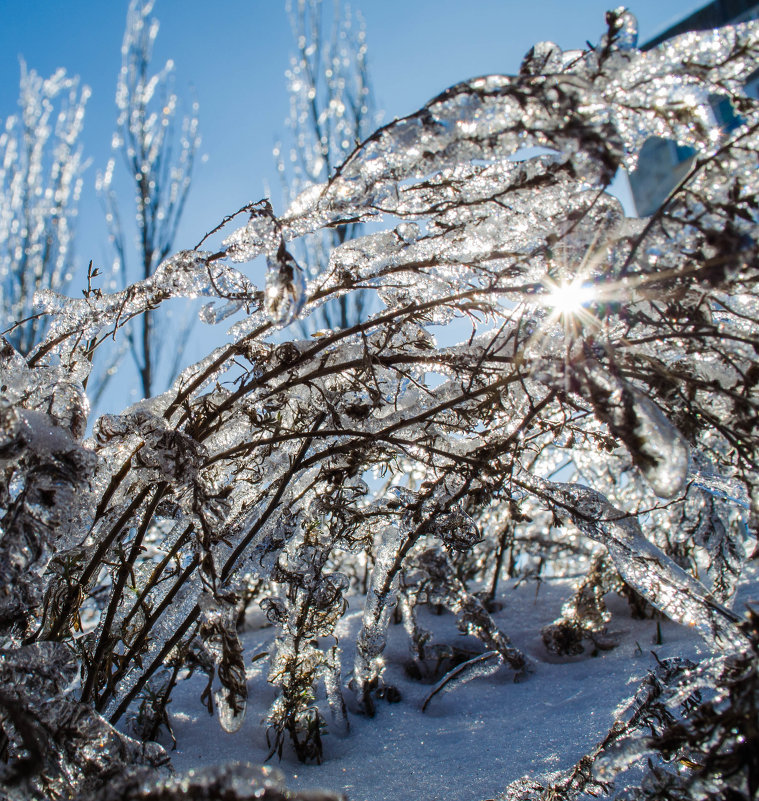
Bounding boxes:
[166,569,759,801]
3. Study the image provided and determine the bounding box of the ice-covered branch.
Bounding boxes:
[1,10,758,796]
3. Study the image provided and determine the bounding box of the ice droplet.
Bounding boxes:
[395,222,421,243]
[198,592,248,733]
[604,7,638,51]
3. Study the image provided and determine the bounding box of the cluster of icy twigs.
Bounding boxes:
[1,9,759,800]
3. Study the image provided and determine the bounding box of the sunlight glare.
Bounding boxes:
[546,281,596,316]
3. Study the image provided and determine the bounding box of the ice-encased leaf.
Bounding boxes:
[265,240,307,326]
[199,592,247,733]
[541,552,619,655]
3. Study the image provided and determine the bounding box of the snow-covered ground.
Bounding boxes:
[167,568,759,801]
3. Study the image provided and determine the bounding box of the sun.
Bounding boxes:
[523,232,618,359]
[544,280,596,317]
[540,276,600,334]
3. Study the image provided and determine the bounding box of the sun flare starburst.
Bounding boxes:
[544,281,597,317]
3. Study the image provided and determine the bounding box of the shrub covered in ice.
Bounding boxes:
[1,9,758,800]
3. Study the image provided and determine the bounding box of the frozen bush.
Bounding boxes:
[1,9,758,800]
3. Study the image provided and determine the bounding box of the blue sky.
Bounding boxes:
[0,0,704,400]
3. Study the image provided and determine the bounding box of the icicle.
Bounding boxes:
[351,524,403,713]
[321,646,349,736]
[626,389,689,498]
[198,299,245,325]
